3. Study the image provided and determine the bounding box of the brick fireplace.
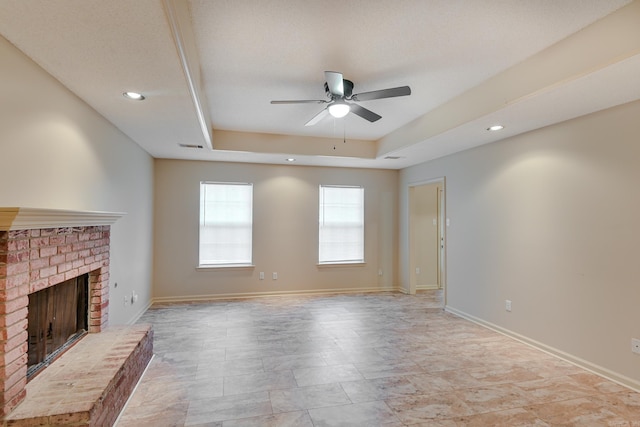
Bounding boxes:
[0,207,123,417]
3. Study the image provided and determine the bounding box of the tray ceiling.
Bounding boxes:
[1,0,638,169]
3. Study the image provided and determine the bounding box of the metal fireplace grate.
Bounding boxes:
[26,330,87,380]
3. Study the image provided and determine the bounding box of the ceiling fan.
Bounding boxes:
[271,71,411,126]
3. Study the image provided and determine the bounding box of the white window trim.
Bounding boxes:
[197,264,255,271]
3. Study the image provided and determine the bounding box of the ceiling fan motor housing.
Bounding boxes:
[325,79,354,99]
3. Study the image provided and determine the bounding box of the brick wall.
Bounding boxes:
[90,326,153,427]
[0,226,111,417]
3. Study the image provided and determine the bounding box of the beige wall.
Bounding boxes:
[153,159,398,300]
[400,100,640,389]
[0,36,154,325]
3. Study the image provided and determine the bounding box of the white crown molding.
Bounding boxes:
[0,207,126,231]
[162,0,213,150]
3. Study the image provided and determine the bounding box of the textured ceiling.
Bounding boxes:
[0,0,638,169]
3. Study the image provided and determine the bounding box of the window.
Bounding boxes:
[318,185,364,264]
[199,182,253,266]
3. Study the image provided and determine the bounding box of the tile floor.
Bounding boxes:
[116,291,640,426]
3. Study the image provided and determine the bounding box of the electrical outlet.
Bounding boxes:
[415,267,420,275]
[632,338,640,354]
[272,272,278,280]
[378,269,383,276]
[259,272,264,280]
[505,300,512,312]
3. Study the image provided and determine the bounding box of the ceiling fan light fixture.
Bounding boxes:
[328,102,350,118]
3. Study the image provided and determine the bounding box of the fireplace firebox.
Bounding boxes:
[27,273,89,379]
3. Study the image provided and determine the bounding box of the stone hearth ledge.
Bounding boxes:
[3,325,153,427]
[0,208,126,231]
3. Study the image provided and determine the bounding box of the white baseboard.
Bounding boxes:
[445,305,640,393]
[127,299,153,325]
[416,284,440,290]
[152,286,402,304]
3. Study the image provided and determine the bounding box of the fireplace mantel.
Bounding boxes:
[0,207,126,231]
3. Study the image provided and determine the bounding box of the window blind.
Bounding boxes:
[199,182,253,266]
[319,185,364,264]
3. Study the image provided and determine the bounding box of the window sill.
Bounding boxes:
[317,262,366,268]
[197,264,255,271]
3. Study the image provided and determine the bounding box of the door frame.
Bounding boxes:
[408,177,446,303]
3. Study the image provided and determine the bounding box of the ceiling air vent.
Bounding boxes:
[384,156,403,160]
[178,143,204,149]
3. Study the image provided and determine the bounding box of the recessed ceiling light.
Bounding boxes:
[487,125,504,131]
[286,158,296,162]
[123,91,145,100]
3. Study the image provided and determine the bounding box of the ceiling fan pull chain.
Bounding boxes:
[343,121,346,144]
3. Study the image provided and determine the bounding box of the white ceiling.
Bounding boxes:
[1,0,638,169]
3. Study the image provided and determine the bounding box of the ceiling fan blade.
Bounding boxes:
[350,103,382,122]
[271,100,327,104]
[324,71,344,97]
[305,108,329,126]
[352,86,411,102]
